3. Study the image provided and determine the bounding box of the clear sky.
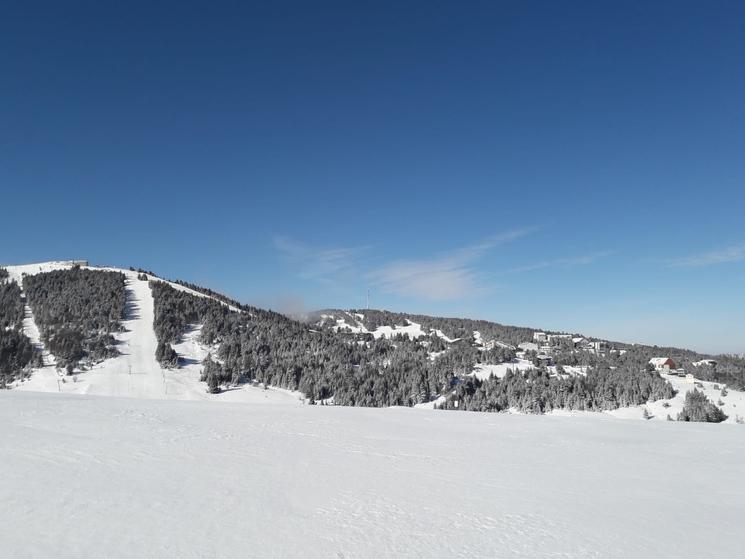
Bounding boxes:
[2,1,744,354]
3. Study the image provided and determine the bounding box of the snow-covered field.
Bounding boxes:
[1,390,743,559]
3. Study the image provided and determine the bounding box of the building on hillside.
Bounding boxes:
[583,340,608,354]
[484,340,516,351]
[548,334,573,342]
[649,357,677,372]
[535,354,553,366]
[518,342,539,353]
[532,332,574,352]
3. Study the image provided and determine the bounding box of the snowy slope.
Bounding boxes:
[14,270,165,397]
[607,373,745,424]
[7,262,298,404]
[0,390,743,559]
[471,358,535,380]
[326,312,463,342]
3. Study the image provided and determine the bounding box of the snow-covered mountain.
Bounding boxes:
[3,261,300,404]
[1,261,743,423]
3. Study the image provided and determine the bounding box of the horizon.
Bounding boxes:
[3,1,744,354]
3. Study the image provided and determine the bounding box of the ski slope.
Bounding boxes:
[0,390,743,559]
[7,262,299,404]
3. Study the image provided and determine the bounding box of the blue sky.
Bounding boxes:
[2,1,744,354]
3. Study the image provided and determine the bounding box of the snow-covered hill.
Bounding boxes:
[607,373,745,424]
[321,311,460,341]
[6,262,299,404]
[0,390,742,559]
[4,261,744,423]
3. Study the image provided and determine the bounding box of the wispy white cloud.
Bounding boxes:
[668,243,745,268]
[505,251,613,274]
[273,236,367,284]
[367,229,534,301]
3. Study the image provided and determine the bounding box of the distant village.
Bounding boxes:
[511,332,716,382]
[510,331,617,366]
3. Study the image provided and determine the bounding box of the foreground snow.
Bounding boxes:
[1,391,743,559]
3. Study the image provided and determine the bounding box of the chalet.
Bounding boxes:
[518,342,539,353]
[649,357,677,372]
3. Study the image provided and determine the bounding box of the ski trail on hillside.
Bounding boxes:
[5,267,56,369]
[13,268,302,403]
[15,272,164,397]
[83,274,164,398]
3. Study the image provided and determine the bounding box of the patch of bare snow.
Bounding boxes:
[471,358,535,380]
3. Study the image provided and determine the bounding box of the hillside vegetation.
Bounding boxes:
[23,268,126,370]
[0,272,40,384]
[150,283,692,413]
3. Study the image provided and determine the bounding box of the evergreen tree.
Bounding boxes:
[677,389,728,423]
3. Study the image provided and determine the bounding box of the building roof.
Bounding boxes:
[649,357,674,366]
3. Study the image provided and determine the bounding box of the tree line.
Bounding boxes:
[0,276,41,385]
[437,365,675,413]
[149,281,685,414]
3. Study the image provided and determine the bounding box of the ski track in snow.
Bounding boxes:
[0,391,743,559]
